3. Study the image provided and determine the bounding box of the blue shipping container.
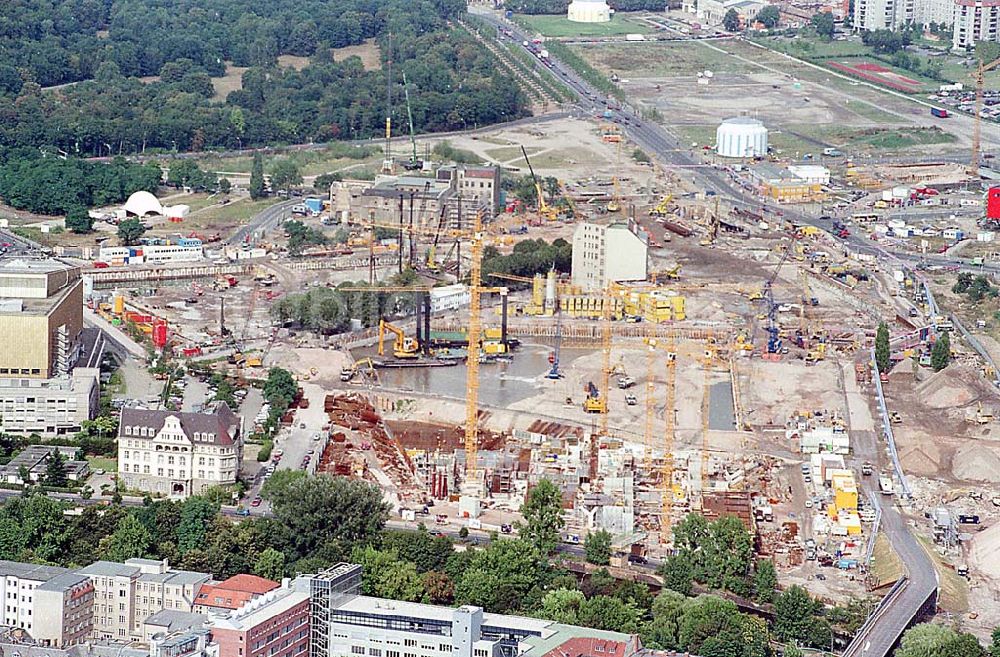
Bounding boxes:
[304,198,324,213]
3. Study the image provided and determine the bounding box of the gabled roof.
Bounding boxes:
[195,575,280,611]
[118,402,240,446]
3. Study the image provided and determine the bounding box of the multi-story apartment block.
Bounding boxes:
[570,222,648,292]
[0,561,76,634]
[210,580,310,657]
[195,575,281,616]
[954,0,1000,48]
[34,573,96,647]
[117,403,243,499]
[78,559,210,641]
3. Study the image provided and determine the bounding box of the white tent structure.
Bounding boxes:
[568,0,611,22]
[123,191,164,216]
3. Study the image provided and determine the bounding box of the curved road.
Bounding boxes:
[471,9,939,654]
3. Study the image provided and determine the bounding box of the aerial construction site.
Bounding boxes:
[17,4,1000,650]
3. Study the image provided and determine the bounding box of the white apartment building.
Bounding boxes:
[954,0,1000,48]
[77,559,210,641]
[117,403,243,499]
[0,561,74,633]
[570,222,648,292]
[853,0,955,31]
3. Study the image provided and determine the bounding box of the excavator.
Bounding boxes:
[378,320,420,358]
[340,357,377,381]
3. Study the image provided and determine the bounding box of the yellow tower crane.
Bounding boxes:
[644,332,678,543]
[971,56,1000,176]
[701,332,716,507]
[464,212,484,484]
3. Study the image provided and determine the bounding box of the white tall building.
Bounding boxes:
[854,0,956,30]
[954,0,999,48]
[571,222,648,292]
[117,402,243,499]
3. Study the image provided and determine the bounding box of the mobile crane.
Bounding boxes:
[520,145,559,221]
[402,73,422,171]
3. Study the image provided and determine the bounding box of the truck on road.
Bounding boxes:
[879,474,895,495]
[931,107,950,118]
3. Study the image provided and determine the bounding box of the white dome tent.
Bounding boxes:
[568,0,611,23]
[123,191,164,217]
[715,117,768,158]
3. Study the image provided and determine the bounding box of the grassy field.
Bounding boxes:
[185,143,380,177]
[870,533,904,586]
[210,62,247,101]
[576,41,761,76]
[87,457,117,473]
[823,126,956,150]
[515,13,652,38]
[485,145,540,163]
[331,39,381,70]
[916,535,968,613]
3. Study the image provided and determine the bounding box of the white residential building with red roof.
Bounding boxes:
[117,402,243,499]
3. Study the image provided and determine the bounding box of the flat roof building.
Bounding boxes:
[0,258,84,378]
[571,222,648,292]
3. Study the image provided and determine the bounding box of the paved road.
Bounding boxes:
[474,11,938,653]
[227,198,299,246]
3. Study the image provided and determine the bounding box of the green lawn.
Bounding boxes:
[575,41,761,76]
[87,457,117,473]
[515,13,653,38]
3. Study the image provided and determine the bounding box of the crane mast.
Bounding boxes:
[464,212,484,483]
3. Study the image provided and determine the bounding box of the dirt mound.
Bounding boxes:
[898,444,941,477]
[952,443,1000,482]
[915,363,981,409]
[971,522,1000,578]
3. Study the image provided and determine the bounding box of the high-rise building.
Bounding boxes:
[954,0,1000,48]
[571,222,648,292]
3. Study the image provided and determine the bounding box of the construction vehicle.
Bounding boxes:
[378,320,420,358]
[805,342,826,364]
[625,393,637,405]
[651,265,681,283]
[699,198,720,247]
[583,381,606,413]
[617,375,636,389]
[970,55,1000,175]
[520,145,559,221]
[975,402,994,424]
[889,411,902,424]
[341,358,376,382]
[607,141,623,213]
[648,195,673,217]
[401,73,423,171]
[861,461,873,476]
[547,309,563,379]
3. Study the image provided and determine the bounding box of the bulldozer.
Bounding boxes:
[378,320,420,359]
[805,343,826,364]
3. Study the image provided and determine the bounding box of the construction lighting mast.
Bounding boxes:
[402,73,422,171]
[381,35,394,175]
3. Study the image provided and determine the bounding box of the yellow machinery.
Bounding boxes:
[607,177,621,213]
[378,320,420,358]
[651,265,681,282]
[805,343,826,363]
[648,195,673,217]
[520,145,559,221]
[463,211,486,481]
[699,198,720,247]
[971,56,1000,175]
[584,380,606,413]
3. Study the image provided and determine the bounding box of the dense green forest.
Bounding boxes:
[0,0,528,154]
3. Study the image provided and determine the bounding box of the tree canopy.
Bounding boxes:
[0,0,527,155]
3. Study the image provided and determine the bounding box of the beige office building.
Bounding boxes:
[571,222,649,292]
[0,259,84,378]
[78,559,210,641]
